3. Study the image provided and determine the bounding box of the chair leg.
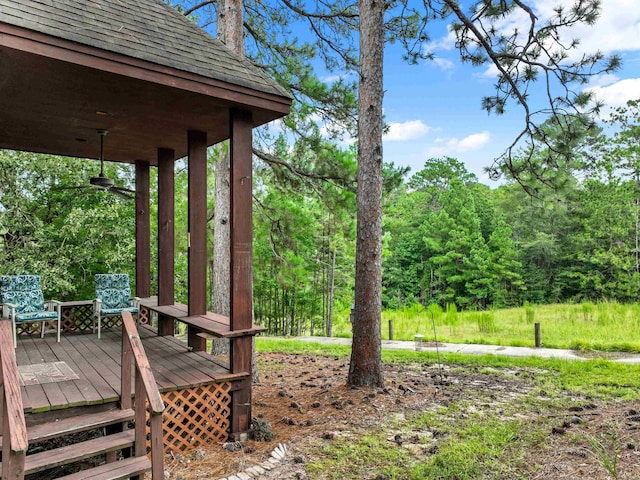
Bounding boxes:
[41,321,45,338]
[98,315,101,340]
[57,318,61,343]
[13,319,17,348]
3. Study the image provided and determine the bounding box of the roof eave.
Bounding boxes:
[0,22,292,120]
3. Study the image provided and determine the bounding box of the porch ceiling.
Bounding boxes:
[0,23,291,165]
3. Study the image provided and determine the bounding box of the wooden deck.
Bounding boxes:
[15,325,243,413]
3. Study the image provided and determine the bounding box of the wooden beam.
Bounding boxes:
[157,151,175,302]
[157,148,175,336]
[230,110,253,337]
[135,161,150,298]
[229,109,253,436]
[188,130,208,352]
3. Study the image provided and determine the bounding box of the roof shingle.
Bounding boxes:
[0,0,290,99]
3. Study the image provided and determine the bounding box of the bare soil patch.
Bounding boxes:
[164,352,640,479]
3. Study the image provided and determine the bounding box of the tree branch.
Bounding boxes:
[184,1,216,17]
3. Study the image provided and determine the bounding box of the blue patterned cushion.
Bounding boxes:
[16,310,59,322]
[95,274,132,310]
[101,306,139,316]
[0,275,46,314]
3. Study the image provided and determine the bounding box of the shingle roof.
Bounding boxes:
[0,0,290,99]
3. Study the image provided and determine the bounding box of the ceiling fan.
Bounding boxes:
[53,129,135,199]
[85,129,134,199]
[89,129,114,189]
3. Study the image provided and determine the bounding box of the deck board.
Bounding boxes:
[15,325,236,413]
[63,335,121,401]
[30,335,87,408]
[53,336,104,405]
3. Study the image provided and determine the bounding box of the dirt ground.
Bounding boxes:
[163,352,640,480]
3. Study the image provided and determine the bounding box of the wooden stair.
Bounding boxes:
[0,408,151,479]
[56,457,152,480]
[0,409,135,448]
[0,313,164,479]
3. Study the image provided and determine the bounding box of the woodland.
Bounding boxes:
[1,100,639,337]
[0,1,633,387]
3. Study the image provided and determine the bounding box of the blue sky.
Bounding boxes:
[367,0,640,185]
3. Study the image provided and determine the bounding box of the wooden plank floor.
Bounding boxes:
[15,325,236,413]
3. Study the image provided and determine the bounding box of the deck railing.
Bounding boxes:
[0,320,28,479]
[120,311,165,479]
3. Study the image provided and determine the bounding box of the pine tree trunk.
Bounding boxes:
[211,0,259,384]
[225,0,244,55]
[211,2,233,355]
[348,0,385,388]
[211,149,231,355]
[326,247,336,337]
[311,268,319,336]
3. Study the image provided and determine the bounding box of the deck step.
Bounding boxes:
[55,456,152,480]
[24,430,135,475]
[0,408,135,449]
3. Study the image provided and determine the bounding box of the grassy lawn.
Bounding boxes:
[256,338,640,479]
[326,302,640,353]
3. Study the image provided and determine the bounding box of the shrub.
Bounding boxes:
[582,302,594,322]
[476,312,497,333]
[445,303,458,326]
[252,417,276,442]
[524,302,535,324]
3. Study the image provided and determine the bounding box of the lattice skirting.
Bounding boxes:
[151,382,231,453]
[16,302,149,336]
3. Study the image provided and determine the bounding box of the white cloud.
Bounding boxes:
[422,29,457,54]
[503,1,640,58]
[423,28,458,72]
[477,63,500,80]
[432,57,455,71]
[428,1,640,70]
[426,131,491,156]
[458,131,491,151]
[541,0,640,54]
[322,74,343,84]
[487,0,640,57]
[384,120,431,141]
[587,74,621,89]
[589,77,640,110]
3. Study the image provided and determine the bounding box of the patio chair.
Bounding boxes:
[93,274,140,339]
[0,275,61,347]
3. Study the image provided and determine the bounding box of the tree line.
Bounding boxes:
[1,101,638,332]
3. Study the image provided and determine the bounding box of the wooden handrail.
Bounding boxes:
[120,311,165,479]
[0,320,27,479]
[121,312,164,414]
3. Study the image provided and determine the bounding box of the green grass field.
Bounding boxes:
[328,301,640,353]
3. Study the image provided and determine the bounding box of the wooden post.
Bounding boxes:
[388,319,393,341]
[534,322,541,348]
[157,148,175,336]
[230,109,253,434]
[135,161,150,298]
[188,131,208,352]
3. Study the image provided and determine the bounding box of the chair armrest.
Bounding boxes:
[45,300,62,313]
[2,302,17,319]
[131,297,141,309]
[93,298,102,315]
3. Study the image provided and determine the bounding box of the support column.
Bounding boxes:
[157,148,175,335]
[188,130,208,352]
[135,161,150,298]
[229,109,253,434]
